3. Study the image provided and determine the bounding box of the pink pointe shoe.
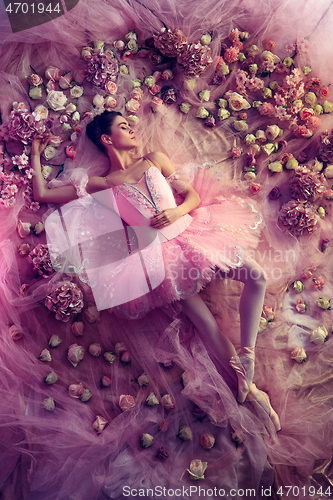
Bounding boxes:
[247,383,281,432]
[229,346,255,403]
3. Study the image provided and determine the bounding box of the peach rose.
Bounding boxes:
[290,346,307,363]
[9,324,23,340]
[228,92,251,111]
[119,394,135,411]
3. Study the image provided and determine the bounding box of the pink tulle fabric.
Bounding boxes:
[1,0,333,498]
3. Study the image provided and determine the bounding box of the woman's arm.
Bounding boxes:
[148,152,200,229]
[31,137,107,204]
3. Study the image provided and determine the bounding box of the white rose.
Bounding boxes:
[244,134,256,145]
[201,33,212,45]
[262,143,276,156]
[290,347,307,363]
[286,157,299,170]
[268,161,283,173]
[196,106,209,119]
[216,98,228,108]
[218,108,230,120]
[46,90,67,111]
[119,64,129,75]
[70,86,84,98]
[244,171,256,181]
[146,392,159,406]
[247,44,260,57]
[265,125,281,141]
[184,78,197,91]
[29,87,42,100]
[228,92,251,112]
[179,102,192,114]
[187,459,208,480]
[308,158,323,172]
[140,433,154,448]
[310,326,328,345]
[42,165,53,179]
[72,111,80,123]
[93,94,104,108]
[34,104,48,120]
[127,39,138,53]
[44,371,58,384]
[127,114,140,126]
[218,63,230,75]
[325,164,333,178]
[43,145,56,160]
[256,130,266,142]
[198,89,210,102]
[293,280,305,293]
[260,50,280,65]
[233,120,248,132]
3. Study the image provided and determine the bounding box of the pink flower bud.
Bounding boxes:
[73,69,86,84]
[68,382,85,398]
[88,343,102,357]
[120,351,131,363]
[101,376,111,387]
[59,73,73,90]
[9,324,23,340]
[46,80,56,92]
[152,71,162,81]
[84,304,100,323]
[105,81,117,94]
[17,220,31,238]
[200,433,215,449]
[20,283,30,296]
[119,394,135,411]
[45,66,61,81]
[93,415,108,433]
[67,343,85,367]
[71,321,84,337]
[161,394,174,411]
[114,342,127,355]
[159,419,168,432]
[18,243,31,256]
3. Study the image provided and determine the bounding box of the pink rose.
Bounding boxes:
[67,343,85,367]
[159,419,168,432]
[84,304,100,323]
[249,182,262,194]
[29,74,43,86]
[20,283,30,296]
[121,50,134,61]
[299,107,315,121]
[114,342,127,355]
[17,220,31,238]
[295,298,307,313]
[120,351,131,363]
[119,394,135,411]
[263,305,275,321]
[46,90,67,112]
[101,376,111,387]
[290,346,307,363]
[88,343,102,357]
[59,73,72,90]
[9,324,23,340]
[200,433,215,449]
[93,415,108,433]
[114,40,125,51]
[161,394,174,411]
[131,88,144,101]
[18,243,31,256]
[65,145,76,160]
[313,275,325,291]
[104,96,117,111]
[152,71,162,81]
[320,87,330,99]
[151,97,164,113]
[324,189,333,200]
[73,69,86,84]
[45,66,61,81]
[231,147,242,158]
[264,40,276,51]
[68,382,85,398]
[71,321,84,337]
[105,81,117,94]
[46,80,56,92]
[125,98,140,113]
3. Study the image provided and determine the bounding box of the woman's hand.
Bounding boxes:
[31,134,51,157]
[150,207,183,229]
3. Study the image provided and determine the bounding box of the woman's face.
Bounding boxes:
[106,115,136,151]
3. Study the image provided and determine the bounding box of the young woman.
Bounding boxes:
[31,110,280,431]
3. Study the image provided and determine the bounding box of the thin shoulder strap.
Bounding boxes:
[143,156,158,168]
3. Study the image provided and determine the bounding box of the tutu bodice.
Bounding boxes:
[45,161,263,318]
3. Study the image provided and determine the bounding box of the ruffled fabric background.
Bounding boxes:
[1,0,333,498]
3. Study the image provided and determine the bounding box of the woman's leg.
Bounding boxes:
[180,293,238,392]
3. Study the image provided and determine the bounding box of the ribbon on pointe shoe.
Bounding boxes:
[247,383,281,433]
[229,346,255,403]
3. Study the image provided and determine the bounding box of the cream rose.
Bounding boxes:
[137,373,149,386]
[310,326,328,344]
[262,143,276,156]
[265,125,281,141]
[44,371,58,384]
[228,92,251,112]
[325,164,333,178]
[178,425,193,441]
[261,50,280,65]
[140,433,154,448]
[233,120,248,132]
[187,459,208,480]
[43,145,56,160]
[46,90,67,111]
[285,157,299,170]
[218,108,230,120]
[196,106,209,119]
[43,397,55,411]
[34,104,48,120]
[70,85,84,98]
[290,347,307,363]
[146,392,159,406]
[29,87,42,100]
[292,280,304,293]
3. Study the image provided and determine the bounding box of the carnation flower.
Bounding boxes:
[45,282,84,322]
[289,167,325,202]
[28,244,57,277]
[278,200,319,236]
[153,27,187,58]
[178,42,213,77]
[85,50,119,88]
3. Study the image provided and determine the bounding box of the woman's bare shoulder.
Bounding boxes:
[145,151,175,175]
